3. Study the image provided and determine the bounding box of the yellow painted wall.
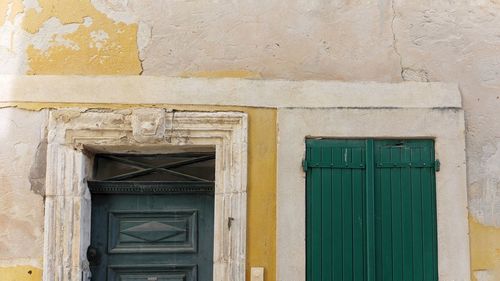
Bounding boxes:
[0,266,42,281]
[0,103,277,281]
[470,217,500,281]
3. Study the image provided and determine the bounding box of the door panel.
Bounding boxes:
[90,192,214,281]
[108,210,198,253]
[108,265,196,281]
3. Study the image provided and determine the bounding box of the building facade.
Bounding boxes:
[0,1,499,281]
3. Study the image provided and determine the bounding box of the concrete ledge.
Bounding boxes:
[0,75,461,109]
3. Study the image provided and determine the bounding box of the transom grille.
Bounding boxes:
[88,152,215,194]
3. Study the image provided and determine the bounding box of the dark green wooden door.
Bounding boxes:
[88,153,215,281]
[89,190,214,281]
[305,139,438,281]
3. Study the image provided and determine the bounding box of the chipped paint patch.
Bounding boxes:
[0,266,42,281]
[89,29,108,49]
[470,216,500,281]
[30,17,81,52]
[474,270,494,281]
[90,0,137,24]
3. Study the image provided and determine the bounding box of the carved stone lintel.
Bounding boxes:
[131,108,166,143]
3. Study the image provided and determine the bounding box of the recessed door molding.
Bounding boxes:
[42,109,248,281]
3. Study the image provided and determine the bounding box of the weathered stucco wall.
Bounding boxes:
[0,108,46,279]
[0,0,499,280]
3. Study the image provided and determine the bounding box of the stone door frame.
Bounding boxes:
[42,109,248,281]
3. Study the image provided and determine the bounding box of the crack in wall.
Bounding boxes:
[391,0,404,80]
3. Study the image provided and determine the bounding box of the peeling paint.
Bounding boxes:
[0,0,142,74]
[24,0,141,74]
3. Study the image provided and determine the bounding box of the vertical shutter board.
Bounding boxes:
[390,147,403,281]
[332,158,343,280]
[310,146,323,281]
[352,147,365,281]
[379,145,394,281]
[411,167,424,281]
[365,139,376,281]
[401,147,413,281]
[374,166,383,281]
[421,166,436,281]
[342,163,354,281]
[321,147,333,280]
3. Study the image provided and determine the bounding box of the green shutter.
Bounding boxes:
[306,139,438,281]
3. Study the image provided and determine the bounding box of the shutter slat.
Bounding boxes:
[321,147,333,280]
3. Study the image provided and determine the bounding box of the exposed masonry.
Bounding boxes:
[29,139,46,196]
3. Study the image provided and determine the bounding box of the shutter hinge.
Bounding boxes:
[302,159,308,172]
[435,159,440,172]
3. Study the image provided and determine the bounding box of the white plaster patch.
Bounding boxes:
[474,270,494,281]
[137,21,152,60]
[90,29,109,50]
[5,2,14,18]
[0,15,30,73]
[90,0,137,24]
[0,108,46,268]
[469,141,500,226]
[83,16,93,27]
[23,0,42,13]
[30,17,80,52]
[476,57,500,86]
